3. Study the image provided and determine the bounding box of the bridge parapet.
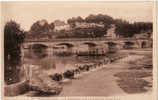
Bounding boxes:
[24,37,152,43]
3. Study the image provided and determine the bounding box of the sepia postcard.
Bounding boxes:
[0,1,157,100]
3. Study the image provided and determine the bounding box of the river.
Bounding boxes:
[23,47,107,75]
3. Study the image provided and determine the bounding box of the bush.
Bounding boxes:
[49,73,63,81]
[63,70,74,79]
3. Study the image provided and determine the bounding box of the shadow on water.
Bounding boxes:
[5,46,49,85]
[5,57,25,85]
[24,48,48,59]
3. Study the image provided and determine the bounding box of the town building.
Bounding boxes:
[134,31,153,39]
[54,24,71,31]
[105,24,117,39]
[54,20,71,31]
[75,22,104,28]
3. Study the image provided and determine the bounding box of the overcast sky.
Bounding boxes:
[2,2,153,31]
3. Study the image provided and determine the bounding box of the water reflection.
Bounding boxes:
[5,56,25,85]
[23,48,107,74]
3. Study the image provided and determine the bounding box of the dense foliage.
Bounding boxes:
[28,19,55,39]
[4,21,25,84]
[85,14,114,25]
[115,19,152,37]
[27,14,152,39]
[67,16,84,24]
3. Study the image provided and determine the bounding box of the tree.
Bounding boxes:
[85,14,114,24]
[53,20,66,26]
[49,22,55,31]
[114,19,153,37]
[30,19,49,35]
[114,19,132,37]
[67,16,84,24]
[85,14,114,35]
[67,16,84,28]
[4,21,25,84]
[29,19,55,39]
[76,16,84,23]
[48,22,55,39]
[67,17,76,24]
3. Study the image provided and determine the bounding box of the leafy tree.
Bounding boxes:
[114,19,153,37]
[114,19,132,37]
[4,21,25,84]
[30,19,49,35]
[133,22,152,33]
[53,20,66,26]
[75,16,84,23]
[67,16,84,24]
[84,14,96,23]
[49,22,55,32]
[29,19,55,39]
[67,16,84,28]
[85,14,114,24]
[85,14,114,35]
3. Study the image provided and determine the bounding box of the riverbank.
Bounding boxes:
[58,53,151,96]
[17,51,127,96]
[6,49,152,97]
[114,51,152,94]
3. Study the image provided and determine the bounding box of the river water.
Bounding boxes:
[23,48,107,75]
[5,46,108,85]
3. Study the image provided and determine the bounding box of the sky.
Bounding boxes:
[2,1,154,31]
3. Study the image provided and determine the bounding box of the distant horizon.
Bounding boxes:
[2,2,153,31]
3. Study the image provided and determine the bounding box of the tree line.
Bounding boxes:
[26,14,152,39]
[114,19,152,37]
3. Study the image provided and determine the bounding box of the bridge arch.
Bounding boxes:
[105,41,118,48]
[31,43,48,49]
[56,43,74,48]
[123,41,135,49]
[105,41,121,52]
[141,41,147,48]
[24,43,49,49]
[83,42,97,47]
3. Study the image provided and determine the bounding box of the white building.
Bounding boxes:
[54,24,71,31]
[75,22,104,28]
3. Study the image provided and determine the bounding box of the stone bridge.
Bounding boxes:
[23,38,152,52]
